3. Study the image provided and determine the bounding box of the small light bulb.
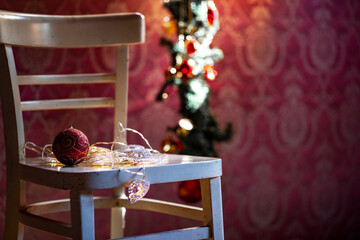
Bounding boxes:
[207,72,216,80]
[208,1,216,9]
[163,144,171,152]
[162,93,168,99]
[176,55,183,65]
[179,118,193,131]
[170,67,177,74]
[176,72,183,78]
[187,59,196,67]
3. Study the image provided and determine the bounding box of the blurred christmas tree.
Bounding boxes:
[157,0,232,160]
[157,0,232,203]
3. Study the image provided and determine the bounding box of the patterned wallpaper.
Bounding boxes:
[0,0,360,239]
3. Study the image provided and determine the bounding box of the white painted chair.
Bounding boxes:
[0,10,224,240]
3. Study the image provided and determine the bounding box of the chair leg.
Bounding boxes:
[4,179,25,240]
[110,187,126,238]
[4,210,24,240]
[201,177,224,240]
[70,190,95,240]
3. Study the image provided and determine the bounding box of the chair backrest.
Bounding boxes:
[0,10,145,171]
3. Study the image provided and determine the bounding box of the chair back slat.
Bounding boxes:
[0,11,145,47]
[21,98,115,111]
[18,73,116,85]
[113,45,128,142]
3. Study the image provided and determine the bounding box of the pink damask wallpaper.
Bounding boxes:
[0,0,360,239]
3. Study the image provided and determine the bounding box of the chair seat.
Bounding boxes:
[19,154,222,190]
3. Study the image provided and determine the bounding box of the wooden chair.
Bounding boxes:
[0,10,224,240]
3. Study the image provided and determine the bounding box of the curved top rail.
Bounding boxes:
[0,11,145,47]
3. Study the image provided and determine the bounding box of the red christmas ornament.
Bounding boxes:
[177,58,197,83]
[207,1,219,26]
[185,39,200,55]
[178,180,202,203]
[179,59,196,76]
[52,127,90,166]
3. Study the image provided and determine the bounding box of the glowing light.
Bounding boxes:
[208,0,216,10]
[193,41,200,49]
[187,59,196,68]
[207,71,216,81]
[162,93,168,99]
[203,65,217,81]
[170,67,177,74]
[163,144,171,152]
[176,72,183,78]
[176,55,183,65]
[179,118,193,131]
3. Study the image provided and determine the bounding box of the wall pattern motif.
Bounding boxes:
[0,0,359,239]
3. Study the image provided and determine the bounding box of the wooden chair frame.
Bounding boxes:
[0,10,224,240]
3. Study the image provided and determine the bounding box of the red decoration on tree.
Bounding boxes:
[178,180,202,203]
[52,127,90,166]
[179,58,196,78]
[185,39,200,55]
[207,1,219,26]
[161,135,183,153]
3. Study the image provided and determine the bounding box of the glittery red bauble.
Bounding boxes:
[52,128,90,166]
[178,180,201,203]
